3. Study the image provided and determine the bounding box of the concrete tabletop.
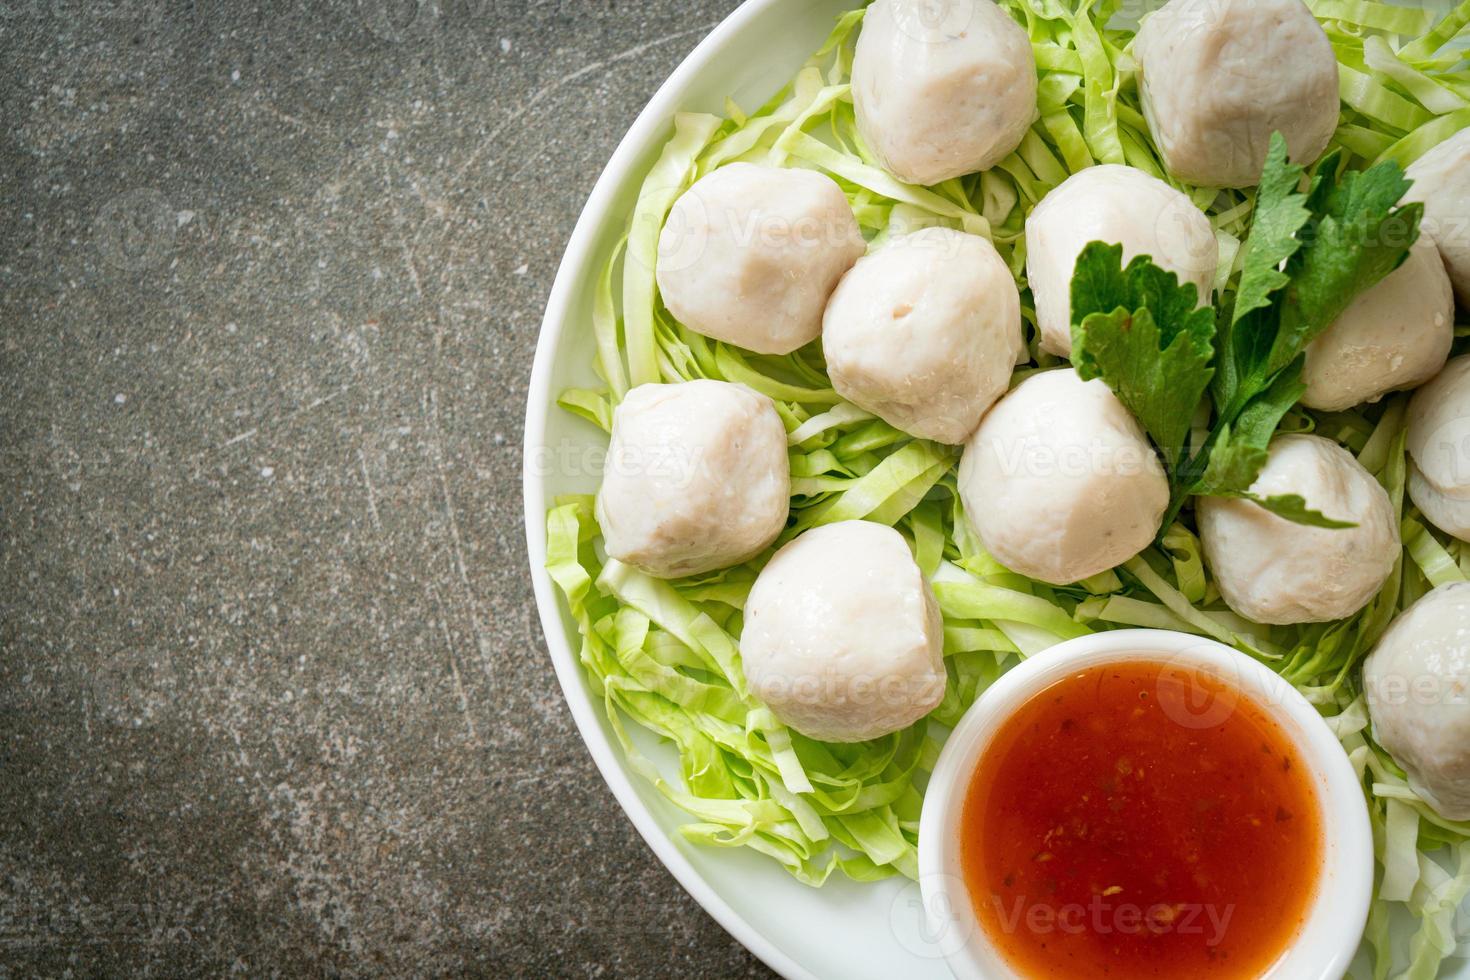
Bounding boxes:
[1,1,774,974]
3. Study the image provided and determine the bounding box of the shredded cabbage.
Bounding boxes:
[543,1,1470,973]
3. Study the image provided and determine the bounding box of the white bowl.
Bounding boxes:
[521,2,1399,977]
[917,629,1374,980]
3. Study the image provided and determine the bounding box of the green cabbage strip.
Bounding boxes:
[592,236,630,397]
[544,4,1470,972]
[622,113,722,388]
[1311,0,1433,35]
[1404,517,1470,588]
[1312,0,1470,174]
[931,562,1092,642]
[556,388,613,433]
[1364,36,1467,117]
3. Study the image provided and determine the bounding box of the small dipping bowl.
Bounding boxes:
[917,629,1372,980]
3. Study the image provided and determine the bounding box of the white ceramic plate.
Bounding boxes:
[522,2,1469,977]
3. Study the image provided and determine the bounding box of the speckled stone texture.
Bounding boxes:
[0,1,774,975]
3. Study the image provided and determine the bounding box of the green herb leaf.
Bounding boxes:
[1071,243,1215,459]
[1231,135,1311,330]
[1200,363,1307,494]
[1213,135,1311,416]
[1195,364,1356,528]
[1214,143,1420,422]
[1188,138,1420,529]
[1236,492,1359,529]
[1268,158,1423,377]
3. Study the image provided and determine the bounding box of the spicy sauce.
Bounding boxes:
[961,660,1322,979]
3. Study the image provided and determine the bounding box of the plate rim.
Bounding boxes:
[521,2,820,977]
[520,3,1444,978]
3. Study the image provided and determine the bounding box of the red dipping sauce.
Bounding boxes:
[961,660,1323,979]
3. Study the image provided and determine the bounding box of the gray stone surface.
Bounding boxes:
[0,1,775,975]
